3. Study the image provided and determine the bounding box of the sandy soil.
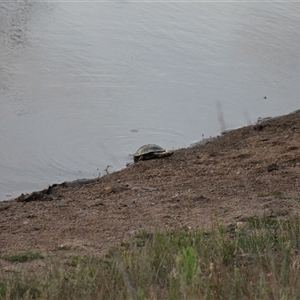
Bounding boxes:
[1,110,300,261]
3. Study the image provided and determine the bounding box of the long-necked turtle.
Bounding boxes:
[133,144,173,162]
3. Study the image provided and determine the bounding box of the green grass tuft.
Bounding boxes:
[1,216,300,299]
[1,251,42,263]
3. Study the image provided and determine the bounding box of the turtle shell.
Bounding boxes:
[133,144,166,162]
[134,144,165,157]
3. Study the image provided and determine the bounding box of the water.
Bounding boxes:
[1,1,300,200]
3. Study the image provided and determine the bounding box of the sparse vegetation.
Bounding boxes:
[1,251,42,263]
[258,190,285,198]
[1,216,300,299]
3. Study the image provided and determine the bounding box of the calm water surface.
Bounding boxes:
[1,1,300,200]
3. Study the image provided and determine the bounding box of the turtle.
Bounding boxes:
[133,144,173,163]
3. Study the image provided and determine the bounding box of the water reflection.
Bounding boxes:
[0,2,27,48]
[234,3,300,82]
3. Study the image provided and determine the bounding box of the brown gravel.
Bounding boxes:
[1,110,300,259]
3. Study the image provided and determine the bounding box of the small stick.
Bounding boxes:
[105,165,112,174]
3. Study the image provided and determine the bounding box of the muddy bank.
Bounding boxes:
[1,110,300,258]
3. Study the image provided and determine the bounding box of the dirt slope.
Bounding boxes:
[1,110,300,258]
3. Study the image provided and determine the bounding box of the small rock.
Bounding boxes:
[267,163,279,172]
[104,187,113,194]
[236,221,245,229]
